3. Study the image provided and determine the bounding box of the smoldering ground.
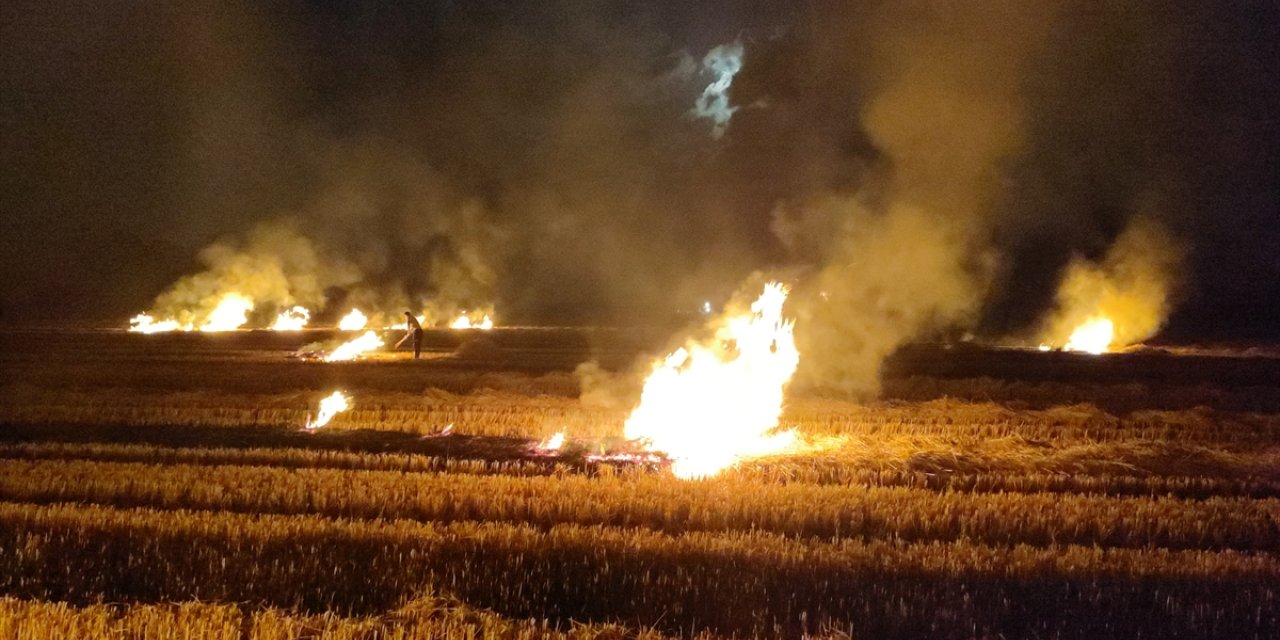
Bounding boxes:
[2,1,1276,390]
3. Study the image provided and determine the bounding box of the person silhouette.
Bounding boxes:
[395,311,425,359]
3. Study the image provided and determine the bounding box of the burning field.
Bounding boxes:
[3,1,1279,638]
[2,300,1279,638]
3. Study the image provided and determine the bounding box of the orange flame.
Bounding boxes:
[450,313,495,330]
[1063,316,1114,355]
[128,314,191,334]
[337,309,368,331]
[304,391,351,430]
[270,306,310,331]
[624,282,800,479]
[536,431,566,452]
[198,294,254,332]
[324,330,383,362]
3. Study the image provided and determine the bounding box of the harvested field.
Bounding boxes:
[0,329,1277,638]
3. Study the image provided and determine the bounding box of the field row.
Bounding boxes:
[880,375,1280,413]
[3,458,1277,551]
[6,386,1278,446]
[7,340,1280,413]
[5,439,1276,499]
[0,442,554,477]
[0,595,692,640]
[2,501,1275,639]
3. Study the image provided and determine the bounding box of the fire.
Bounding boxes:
[128,314,191,334]
[1037,217,1180,354]
[337,309,368,331]
[199,293,254,332]
[304,391,351,431]
[536,431,566,452]
[270,306,310,331]
[450,313,495,330]
[1064,316,1114,355]
[324,330,384,362]
[130,293,253,333]
[623,282,800,479]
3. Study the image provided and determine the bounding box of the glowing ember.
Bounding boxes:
[128,314,191,334]
[324,330,384,362]
[304,391,351,431]
[270,306,310,331]
[199,294,254,332]
[1064,316,1115,355]
[585,451,668,466]
[623,282,800,479]
[337,309,368,331]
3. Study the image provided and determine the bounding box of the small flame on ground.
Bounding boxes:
[271,306,310,331]
[304,391,351,431]
[623,282,801,479]
[1064,316,1115,355]
[422,423,455,438]
[129,314,191,334]
[1037,219,1177,354]
[536,431,566,451]
[450,313,495,330]
[324,330,384,362]
[337,309,368,331]
[199,294,254,332]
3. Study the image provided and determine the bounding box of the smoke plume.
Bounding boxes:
[4,1,1274,355]
[144,222,355,328]
[1039,215,1183,350]
[772,3,1055,395]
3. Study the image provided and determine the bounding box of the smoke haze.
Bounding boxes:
[3,1,1277,378]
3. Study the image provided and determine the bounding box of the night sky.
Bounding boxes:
[2,1,1277,341]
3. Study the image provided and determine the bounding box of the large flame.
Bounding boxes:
[624,282,800,479]
[198,294,254,332]
[1063,316,1114,355]
[304,391,351,430]
[270,306,310,331]
[337,309,368,331]
[130,294,255,333]
[324,330,384,362]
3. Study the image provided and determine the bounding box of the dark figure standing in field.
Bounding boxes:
[395,311,424,359]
